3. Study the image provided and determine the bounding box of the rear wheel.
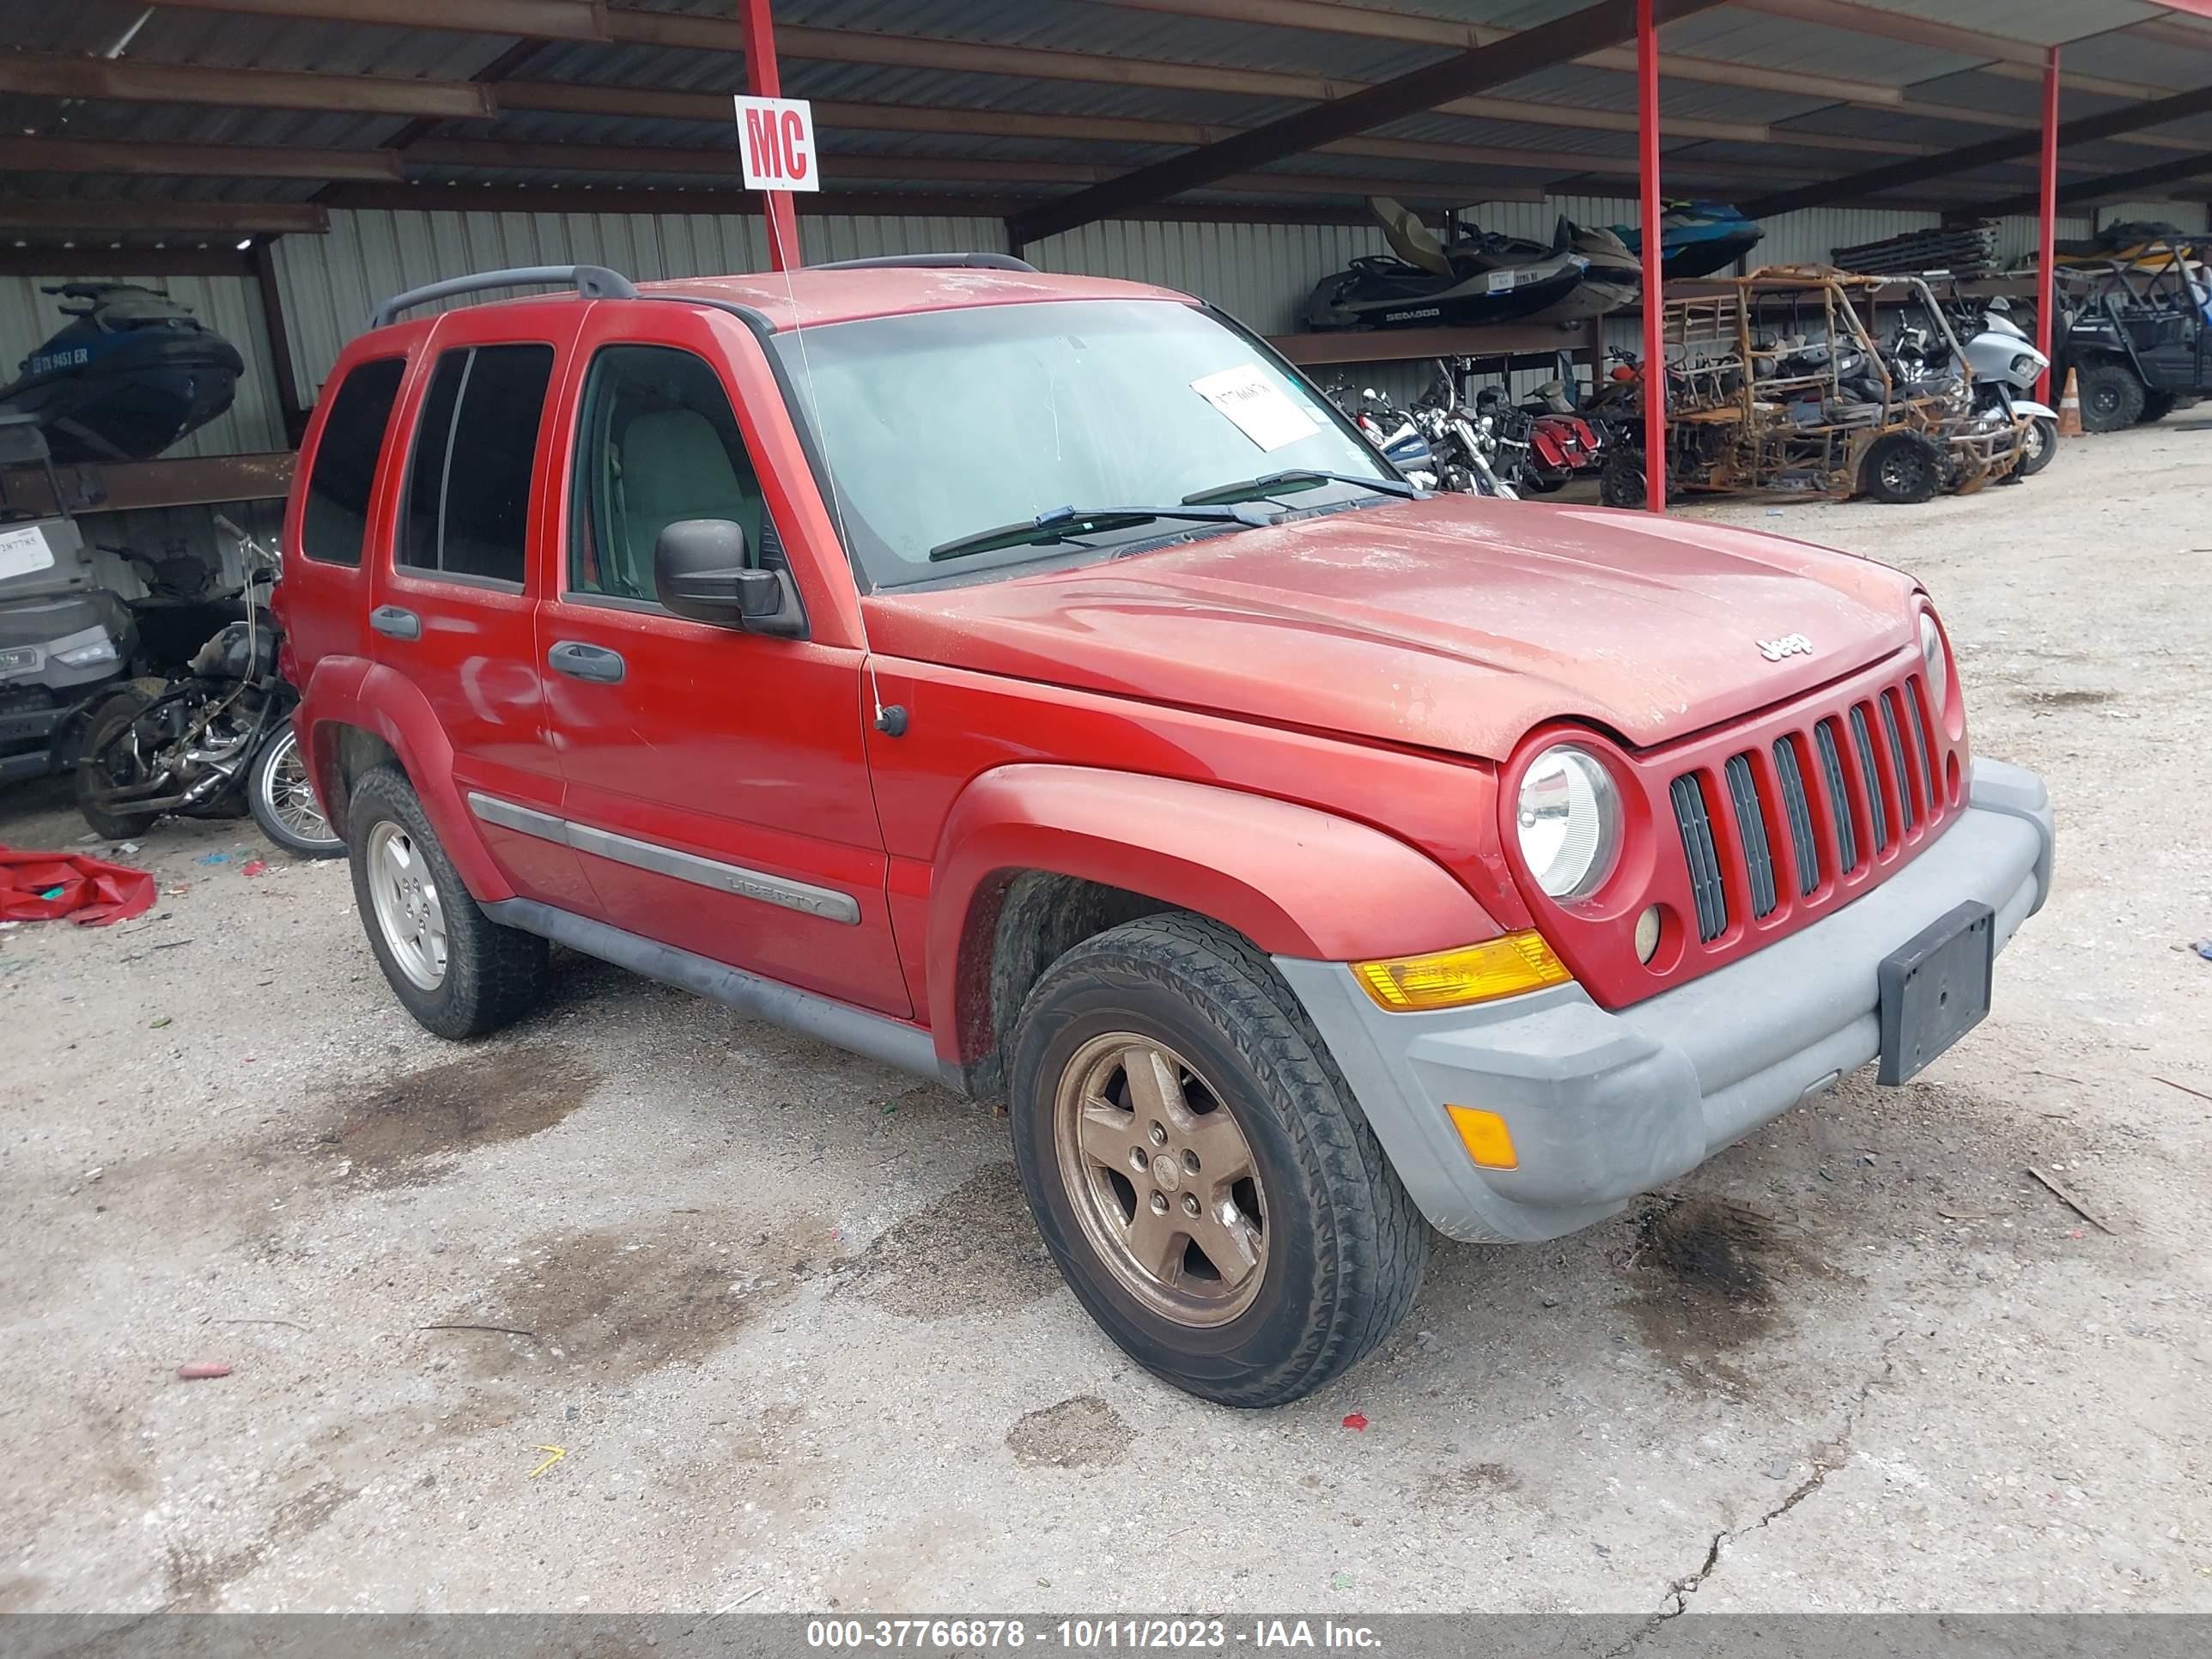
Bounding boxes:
[1599,447,1649,509]
[347,766,548,1039]
[76,690,162,841]
[1009,915,1427,1407]
[1859,430,1941,504]
[2138,389,2178,423]
[2016,416,2057,477]
[2075,361,2145,433]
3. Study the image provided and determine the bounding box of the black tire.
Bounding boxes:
[2075,361,2144,433]
[75,690,163,841]
[2016,416,2057,478]
[1523,470,1568,495]
[1008,915,1427,1408]
[1599,447,1647,509]
[346,765,548,1040]
[2138,389,2178,423]
[1859,430,1941,505]
[247,720,344,859]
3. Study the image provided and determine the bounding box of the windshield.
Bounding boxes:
[769,299,1395,588]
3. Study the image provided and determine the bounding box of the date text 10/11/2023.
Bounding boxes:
[805,1618,1385,1650]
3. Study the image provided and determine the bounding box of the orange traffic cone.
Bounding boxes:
[2056,368,2085,437]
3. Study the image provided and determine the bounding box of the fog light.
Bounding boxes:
[1447,1105,1518,1170]
[1352,932,1571,1012]
[1634,904,1662,963]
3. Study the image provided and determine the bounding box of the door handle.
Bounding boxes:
[548,640,626,684]
[369,605,421,641]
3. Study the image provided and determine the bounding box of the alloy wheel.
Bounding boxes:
[1052,1031,1267,1328]
[365,821,447,990]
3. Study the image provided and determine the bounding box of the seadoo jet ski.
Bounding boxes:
[0,283,246,465]
[1522,220,1641,322]
[1612,201,1764,282]
[1303,198,1589,331]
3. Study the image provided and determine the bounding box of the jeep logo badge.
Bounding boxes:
[1758,633,1814,661]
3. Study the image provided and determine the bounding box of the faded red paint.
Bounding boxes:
[288,269,1970,1069]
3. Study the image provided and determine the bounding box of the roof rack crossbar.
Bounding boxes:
[368,264,640,330]
[806,252,1038,273]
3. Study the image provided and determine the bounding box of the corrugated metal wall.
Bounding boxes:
[271,208,1009,402]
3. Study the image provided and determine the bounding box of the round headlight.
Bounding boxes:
[1918,611,1949,710]
[1516,744,1621,900]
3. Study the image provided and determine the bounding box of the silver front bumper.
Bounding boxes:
[1279,758,2055,1244]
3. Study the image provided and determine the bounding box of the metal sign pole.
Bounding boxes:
[741,0,800,273]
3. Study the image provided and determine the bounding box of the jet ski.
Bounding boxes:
[1522,220,1641,322]
[1612,201,1765,282]
[1303,198,1589,331]
[0,283,245,465]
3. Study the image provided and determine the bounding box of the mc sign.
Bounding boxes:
[733,96,819,192]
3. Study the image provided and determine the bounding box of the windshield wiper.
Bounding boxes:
[1180,469,1422,506]
[927,501,1279,562]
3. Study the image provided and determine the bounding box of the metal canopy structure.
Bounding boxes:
[2,0,2209,262]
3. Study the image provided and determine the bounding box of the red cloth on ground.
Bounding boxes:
[0,843,158,927]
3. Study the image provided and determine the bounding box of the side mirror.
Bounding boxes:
[653,519,802,636]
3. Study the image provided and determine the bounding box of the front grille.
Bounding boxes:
[0,683,58,716]
[1880,691,1917,830]
[1814,719,1858,873]
[1723,753,1778,918]
[1772,737,1820,896]
[1849,704,1890,853]
[1670,773,1728,943]
[1667,672,1947,957]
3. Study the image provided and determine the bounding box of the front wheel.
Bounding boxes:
[1009,915,1427,1407]
[2016,416,2057,477]
[1860,430,1941,504]
[247,720,343,859]
[2075,361,2145,433]
[1598,448,1648,509]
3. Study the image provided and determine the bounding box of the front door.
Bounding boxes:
[537,309,910,1017]
[367,310,593,913]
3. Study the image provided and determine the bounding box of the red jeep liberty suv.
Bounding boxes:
[281,256,2054,1407]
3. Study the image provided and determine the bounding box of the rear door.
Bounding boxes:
[368,307,592,912]
[538,304,909,1016]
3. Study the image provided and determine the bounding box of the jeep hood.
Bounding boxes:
[861,495,1919,758]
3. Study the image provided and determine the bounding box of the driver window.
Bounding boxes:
[568,344,777,604]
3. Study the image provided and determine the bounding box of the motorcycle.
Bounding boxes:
[1514,379,1606,493]
[1960,301,2058,477]
[1412,369,1519,500]
[76,515,341,858]
[1330,385,1438,489]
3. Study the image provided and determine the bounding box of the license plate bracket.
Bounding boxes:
[1878,900,1995,1085]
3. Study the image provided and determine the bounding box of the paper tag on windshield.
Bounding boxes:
[1191,363,1320,453]
[0,524,53,582]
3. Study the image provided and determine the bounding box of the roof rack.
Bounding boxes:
[368,264,640,330]
[807,252,1039,273]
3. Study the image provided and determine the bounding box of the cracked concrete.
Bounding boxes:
[1,423,2209,1613]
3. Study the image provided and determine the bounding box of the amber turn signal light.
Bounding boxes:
[1447,1105,1519,1170]
[1352,932,1571,1012]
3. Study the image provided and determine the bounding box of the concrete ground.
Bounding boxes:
[2,421,2207,1620]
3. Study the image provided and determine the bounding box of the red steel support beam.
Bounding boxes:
[741,0,799,272]
[2039,46,2059,406]
[1638,0,1665,514]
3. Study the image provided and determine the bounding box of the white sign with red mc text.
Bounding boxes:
[733,96,819,191]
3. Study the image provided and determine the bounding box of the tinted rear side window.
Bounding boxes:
[399,343,554,585]
[301,357,404,567]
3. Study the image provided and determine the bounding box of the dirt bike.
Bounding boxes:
[76,515,341,858]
